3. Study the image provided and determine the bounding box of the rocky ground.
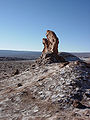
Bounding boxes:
[0,60,33,81]
[0,54,90,120]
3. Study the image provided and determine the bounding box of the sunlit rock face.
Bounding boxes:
[39,30,66,64]
[42,30,59,55]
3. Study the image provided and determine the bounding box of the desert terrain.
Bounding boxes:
[0,51,90,120]
[0,51,90,81]
[0,60,33,81]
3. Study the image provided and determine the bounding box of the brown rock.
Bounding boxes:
[34,30,66,64]
[73,100,86,109]
[42,30,59,55]
[14,69,19,75]
[18,83,22,87]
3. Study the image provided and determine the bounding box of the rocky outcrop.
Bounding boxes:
[34,52,67,67]
[59,52,82,61]
[34,30,66,65]
[42,30,59,55]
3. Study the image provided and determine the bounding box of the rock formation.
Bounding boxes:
[42,30,59,55]
[0,30,90,120]
[34,30,66,66]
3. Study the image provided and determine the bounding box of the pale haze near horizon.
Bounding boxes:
[0,0,90,52]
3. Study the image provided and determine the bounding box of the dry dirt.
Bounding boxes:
[0,58,90,120]
[0,60,33,81]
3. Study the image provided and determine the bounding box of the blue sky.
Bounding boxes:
[0,0,90,52]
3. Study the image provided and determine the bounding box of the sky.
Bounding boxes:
[0,0,90,52]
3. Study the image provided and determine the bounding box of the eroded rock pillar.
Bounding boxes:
[42,30,59,55]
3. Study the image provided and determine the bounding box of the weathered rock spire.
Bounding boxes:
[31,30,66,66]
[42,30,59,55]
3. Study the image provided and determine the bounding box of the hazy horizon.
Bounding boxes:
[0,49,90,53]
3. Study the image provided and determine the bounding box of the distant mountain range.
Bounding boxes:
[0,50,90,60]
